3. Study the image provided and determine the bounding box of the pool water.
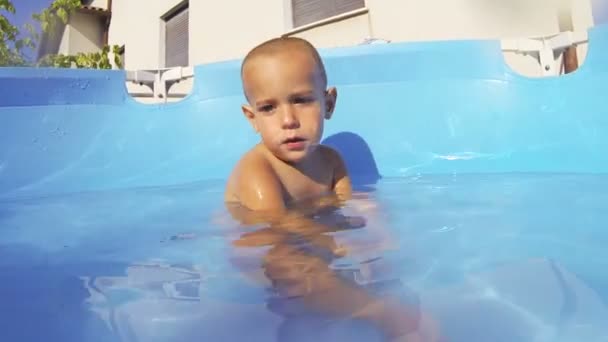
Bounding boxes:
[1,174,607,342]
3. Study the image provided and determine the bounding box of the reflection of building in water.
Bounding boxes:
[78,257,608,342]
[80,262,206,340]
[77,252,409,341]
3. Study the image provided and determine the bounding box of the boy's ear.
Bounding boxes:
[324,87,337,119]
[241,104,258,132]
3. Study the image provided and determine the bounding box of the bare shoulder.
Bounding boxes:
[224,145,269,201]
[224,145,284,210]
[318,145,345,166]
[318,144,348,172]
[319,145,352,198]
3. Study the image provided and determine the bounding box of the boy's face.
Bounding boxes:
[241,49,336,164]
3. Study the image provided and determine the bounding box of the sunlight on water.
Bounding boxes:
[1,174,608,342]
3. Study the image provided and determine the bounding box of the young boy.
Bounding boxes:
[224,36,351,213]
[224,37,440,341]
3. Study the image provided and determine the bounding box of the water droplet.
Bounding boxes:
[432,226,456,233]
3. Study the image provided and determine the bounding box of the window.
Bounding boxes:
[291,0,365,27]
[163,2,189,67]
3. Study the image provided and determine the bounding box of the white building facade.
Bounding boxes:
[41,0,605,102]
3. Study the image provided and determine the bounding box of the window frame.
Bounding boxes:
[160,0,189,68]
[287,0,367,29]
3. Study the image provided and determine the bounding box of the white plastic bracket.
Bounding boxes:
[125,66,194,102]
[359,37,391,45]
[501,30,588,76]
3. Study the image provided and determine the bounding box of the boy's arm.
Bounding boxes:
[233,155,286,213]
[328,146,352,201]
[227,156,358,240]
[226,154,433,339]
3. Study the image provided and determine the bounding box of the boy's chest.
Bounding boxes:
[276,165,334,202]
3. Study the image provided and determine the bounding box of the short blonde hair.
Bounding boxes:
[240,37,328,89]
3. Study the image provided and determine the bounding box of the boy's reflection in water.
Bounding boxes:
[227,195,441,342]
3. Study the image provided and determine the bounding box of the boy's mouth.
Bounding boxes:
[283,137,305,144]
[282,137,307,150]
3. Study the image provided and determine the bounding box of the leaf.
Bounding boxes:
[0,0,16,14]
[0,0,30,66]
[57,8,68,23]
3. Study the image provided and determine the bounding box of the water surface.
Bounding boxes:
[1,174,607,341]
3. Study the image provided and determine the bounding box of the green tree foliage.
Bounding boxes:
[32,0,81,35]
[0,0,35,66]
[1,0,122,69]
[38,45,123,69]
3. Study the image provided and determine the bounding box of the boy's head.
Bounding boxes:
[240,37,337,164]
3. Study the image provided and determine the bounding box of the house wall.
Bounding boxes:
[365,0,585,43]
[109,0,188,102]
[57,26,71,55]
[286,0,594,78]
[110,0,595,67]
[109,0,596,102]
[54,12,105,57]
[108,0,185,70]
[189,0,285,66]
[68,12,105,55]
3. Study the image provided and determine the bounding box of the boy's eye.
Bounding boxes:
[293,96,314,104]
[258,104,274,112]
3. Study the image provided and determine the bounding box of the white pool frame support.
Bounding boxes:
[125,66,194,103]
[501,30,589,76]
[123,31,588,103]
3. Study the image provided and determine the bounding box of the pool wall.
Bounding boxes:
[2,25,608,198]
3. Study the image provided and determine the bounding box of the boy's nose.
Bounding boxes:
[281,106,300,129]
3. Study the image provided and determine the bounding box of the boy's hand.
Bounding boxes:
[391,311,444,342]
[263,234,343,298]
[314,213,366,231]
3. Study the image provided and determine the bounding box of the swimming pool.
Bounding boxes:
[2,25,608,342]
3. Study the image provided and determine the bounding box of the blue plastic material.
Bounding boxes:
[1,25,608,199]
